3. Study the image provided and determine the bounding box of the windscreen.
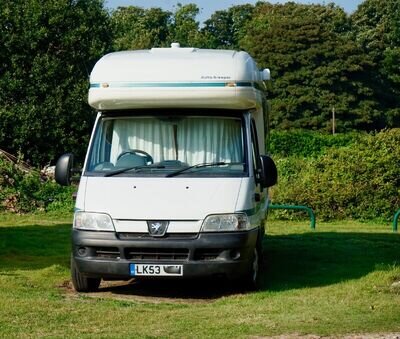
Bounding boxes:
[86,115,246,177]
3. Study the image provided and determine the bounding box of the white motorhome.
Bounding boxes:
[56,43,277,292]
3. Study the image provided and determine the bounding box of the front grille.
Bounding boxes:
[125,248,189,261]
[194,249,222,261]
[93,247,120,259]
[118,233,198,240]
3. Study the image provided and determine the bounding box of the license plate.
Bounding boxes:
[130,264,183,276]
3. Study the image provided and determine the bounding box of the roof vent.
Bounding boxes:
[171,42,180,48]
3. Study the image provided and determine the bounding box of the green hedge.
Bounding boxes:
[271,129,400,221]
[268,130,361,158]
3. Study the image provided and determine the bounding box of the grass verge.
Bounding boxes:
[0,213,399,338]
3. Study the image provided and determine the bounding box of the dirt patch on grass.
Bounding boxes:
[60,278,246,304]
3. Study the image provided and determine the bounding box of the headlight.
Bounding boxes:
[73,212,115,232]
[201,213,250,232]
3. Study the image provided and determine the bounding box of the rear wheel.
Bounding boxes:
[71,256,101,292]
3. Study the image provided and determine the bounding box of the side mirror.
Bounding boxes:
[55,153,74,186]
[261,68,271,81]
[259,155,277,188]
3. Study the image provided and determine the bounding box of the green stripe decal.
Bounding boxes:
[90,82,257,89]
[236,82,252,87]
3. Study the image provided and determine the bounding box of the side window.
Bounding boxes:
[250,119,261,183]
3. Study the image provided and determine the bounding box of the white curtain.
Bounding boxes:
[177,118,243,165]
[110,119,176,164]
[108,117,243,167]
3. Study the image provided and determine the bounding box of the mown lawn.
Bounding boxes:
[0,213,399,338]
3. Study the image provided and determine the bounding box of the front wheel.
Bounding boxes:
[71,256,101,292]
[242,245,262,291]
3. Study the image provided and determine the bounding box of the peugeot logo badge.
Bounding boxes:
[147,220,169,237]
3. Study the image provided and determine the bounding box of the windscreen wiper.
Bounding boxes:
[165,162,244,178]
[104,164,165,177]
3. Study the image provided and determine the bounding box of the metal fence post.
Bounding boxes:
[393,209,400,233]
[269,204,316,230]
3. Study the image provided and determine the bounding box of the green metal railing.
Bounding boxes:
[269,204,316,230]
[393,209,400,233]
[268,205,400,232]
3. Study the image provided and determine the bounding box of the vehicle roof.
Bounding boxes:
[88,44,268,110]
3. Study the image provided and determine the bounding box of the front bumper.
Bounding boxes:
[72,228,258,280]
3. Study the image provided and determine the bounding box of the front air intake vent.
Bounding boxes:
[125,248,189,261]
[94,247,120,259]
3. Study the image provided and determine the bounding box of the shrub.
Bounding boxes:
[271,129,400,220]
[0,158,74,213]
[268,130,361,158]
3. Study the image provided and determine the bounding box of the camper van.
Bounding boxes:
[55,43,277,292]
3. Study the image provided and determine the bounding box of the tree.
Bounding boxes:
[202,4,254,49]
[241,2,381,131]
[351,0,400,127]
[168,3,203,47]
[111,6,171,50]
[111,4,209,49]
[0,0,112,165]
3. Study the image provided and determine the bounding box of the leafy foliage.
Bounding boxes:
[272,129,400,220]
[241,3,384,132]
[0,158,74,213]
[111,4,205,50]
[201,4,254,49]
[169,3,203,47]
[268,130,361,158]
[351,0,400,128]
[111,6,171,50]
[0,0,112,165]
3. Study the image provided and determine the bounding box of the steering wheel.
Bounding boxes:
[116,149,153,164]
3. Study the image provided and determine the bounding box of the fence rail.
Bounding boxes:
[269,204,316,230]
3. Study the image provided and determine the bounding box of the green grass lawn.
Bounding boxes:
[0,213,399,338]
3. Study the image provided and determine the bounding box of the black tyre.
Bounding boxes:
[242,245,262,291]
[71,256,101,292]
